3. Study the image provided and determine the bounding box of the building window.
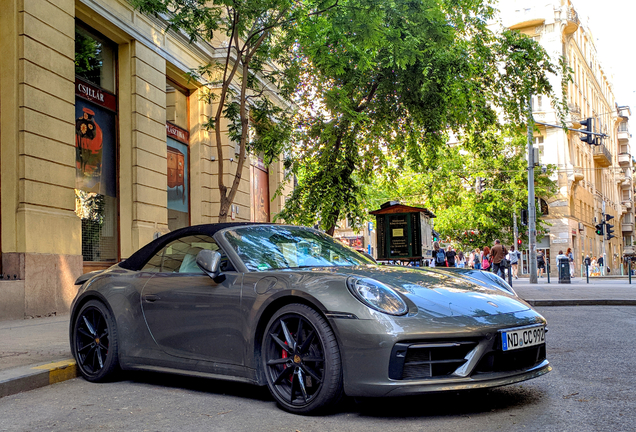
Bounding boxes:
[166,81,190,231]
[619,122,628,132]
[74,23,118,264]
[533,135,545,160]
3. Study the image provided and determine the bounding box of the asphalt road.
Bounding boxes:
[1,306,635,432]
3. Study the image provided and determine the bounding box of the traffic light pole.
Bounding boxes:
[602,201,606,276]
[527,96,538,284]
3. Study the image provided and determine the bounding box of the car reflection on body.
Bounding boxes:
[70,223,550,414]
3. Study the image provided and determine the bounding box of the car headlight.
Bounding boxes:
[347,277,408,316]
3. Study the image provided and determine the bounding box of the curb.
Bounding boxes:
[524,299,636,307]
[0,359,77,398]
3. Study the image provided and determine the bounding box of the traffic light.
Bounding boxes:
[605,214,615,240]
[475,177,486,194]
[579,117,596,145]
[517,238,522,246]
[595,223,604,236]
[520,209,528,226]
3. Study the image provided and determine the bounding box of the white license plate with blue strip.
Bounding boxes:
[501,325,545,351]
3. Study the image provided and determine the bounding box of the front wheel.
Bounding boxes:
[72,299,119,382]
[262,304,343,414]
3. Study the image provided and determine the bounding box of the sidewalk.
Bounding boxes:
[1,278,636,399]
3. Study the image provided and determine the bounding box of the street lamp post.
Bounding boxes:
[527,95,538,284]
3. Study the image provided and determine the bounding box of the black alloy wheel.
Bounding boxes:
[72,300,119,382]
[262,304,343,414]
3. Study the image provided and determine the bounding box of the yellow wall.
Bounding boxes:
[1,0,81,256]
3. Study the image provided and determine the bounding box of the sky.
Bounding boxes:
[570,0,636,112]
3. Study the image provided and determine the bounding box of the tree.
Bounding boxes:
[277,0,566,235]
[131,0,334,221]
[364,126,557,250]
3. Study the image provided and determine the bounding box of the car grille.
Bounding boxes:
[389,341,478,380]
[474,343,546,374]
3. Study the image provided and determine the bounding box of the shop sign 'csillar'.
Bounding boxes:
[75,78,117,112]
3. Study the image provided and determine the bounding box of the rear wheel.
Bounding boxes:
[262,304,343,414]
[72,300,119,382]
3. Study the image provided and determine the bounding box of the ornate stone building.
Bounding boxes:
[0,0,290,320]
[499,0,633,275]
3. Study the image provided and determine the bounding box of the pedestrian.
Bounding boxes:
[509,245,521,279]
[598,255,604,274]
[566,247,575,277]
[491,239,508,278]
[482,246,491,271]
[457,251,466,268]
[537,250,546,277]
[446,245,457,267]
[432,241,447,267]
[591,256,599,276]
[473,248,482,270]
[468,250,475,268]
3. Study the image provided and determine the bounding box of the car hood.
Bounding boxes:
[330,265,530,318]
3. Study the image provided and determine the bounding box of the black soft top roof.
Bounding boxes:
[119,222,261,271]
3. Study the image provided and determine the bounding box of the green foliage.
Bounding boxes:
[130,0,321,220]
[365,127,557,249]
[277,0,567,234]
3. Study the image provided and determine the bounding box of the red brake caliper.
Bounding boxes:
[281,341,293,382]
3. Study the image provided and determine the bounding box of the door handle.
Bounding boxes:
[144,294,160,302]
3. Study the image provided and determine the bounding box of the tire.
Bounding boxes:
[262,304,343,414]
[72,299,119,382]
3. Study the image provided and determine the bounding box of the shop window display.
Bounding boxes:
[74,23,118,263]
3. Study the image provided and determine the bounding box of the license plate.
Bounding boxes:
[501,325,545,351]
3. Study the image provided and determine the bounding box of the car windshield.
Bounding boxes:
[223,225,375,271]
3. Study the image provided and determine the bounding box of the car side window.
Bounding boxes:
[141,235,235,273]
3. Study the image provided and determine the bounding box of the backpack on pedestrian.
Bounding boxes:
[436,249,446,265]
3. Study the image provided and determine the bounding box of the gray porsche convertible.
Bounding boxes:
[70,223,550,414]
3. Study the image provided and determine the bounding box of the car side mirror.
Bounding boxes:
[196,249,225,282]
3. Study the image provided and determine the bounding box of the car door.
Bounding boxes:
[140,234,244,365]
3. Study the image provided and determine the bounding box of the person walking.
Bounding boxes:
[537,250,546,277]
[566,247,575,277]
[482,246,492,271]
[509,245,521,279]
[432,241,447,267]
[445,245,457,267]
[491,239,508,278]
[598,255,604,274]
[467,250,475,269]
[457,251,466,268]
[473,248,482,270]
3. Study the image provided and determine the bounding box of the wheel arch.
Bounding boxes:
[252,293,334,385]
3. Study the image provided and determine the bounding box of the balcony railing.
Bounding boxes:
[563,8,579,34]
[618,130,630,142]
[618,153,631,165]
[622,223,634,233]
[592,144,612,167]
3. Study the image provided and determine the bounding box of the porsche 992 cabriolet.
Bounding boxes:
[70,223,550,414]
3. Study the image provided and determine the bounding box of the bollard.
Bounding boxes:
[546,259,550,284]
[508,263,513,287]
[630,261,632,285]
[586,264,589,284]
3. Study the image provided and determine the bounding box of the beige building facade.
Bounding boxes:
[0,0,289,320]
[500,0,633,275]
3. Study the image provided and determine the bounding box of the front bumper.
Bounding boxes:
[331,310,550,398]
